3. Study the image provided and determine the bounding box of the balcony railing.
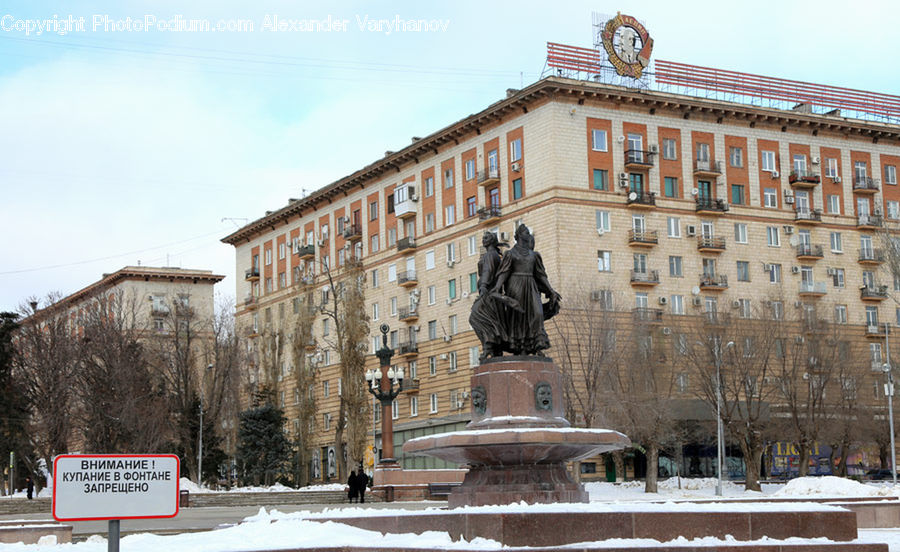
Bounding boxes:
[630,269,660,285]
[789,170,821,185]
[858,214,884,228]
[695,197,729,213]
[861,285,889,301]
[477,167,501,186]
[624,149,655,169]
[859,249,885,263]
[693,159,723,175]
[799,281,827,295]
[632,307,663,323]
[794,209,822,224]
[699,273,728,289]
[398,341,419,356]
[297,244,316,259]
[853,177,880,192]
[398,270,418,286]
[397,237,417,252]
[626,190,656,207]
[245,267,260,280]
[795,243,824,259]
[342,223,363,240]
[627,229,658,246]
[478,206,502,221]
[243,296,258,308]
[150,304,170,315]
[697,236,726,251]
[867,324,886,337]
[398,306,418,321]
[401,378,421,392]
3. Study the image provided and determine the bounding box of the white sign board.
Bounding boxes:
[53,454,180,521]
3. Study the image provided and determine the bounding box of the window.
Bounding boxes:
[734,223,747,244]
[369,200,378,221]
[372,303,379,321]
[430,393,438,413]
[669,256,683,277]
[670,295,684,315]
[888,201,900,220]
[448,279,457,300]
[513,178,523,199]
[386,195,394,214]
[444,167,454,189]
[510,138,522,161]
[468,235,477,256]
[832,268,845,288]
[265,248,272,265]
[323,380,330,398]
[696,143,710,162]
[392,399,399,420]
[278,242,286,260]
[768,263,782,284]
[664,176,678,197]
[828,194,840,214]
[591,129,608,152]
[429,356,437,375]
[465,159,475,181]
[855,161,868,182]
[887,165,897,185]
[469,272,477,293]
[764,188,777,208]
[736,261,750,282]
[826,158,838,178]
[370,234,379,253]
[425,176,434,197]
[761,150,776,172]
[371,269,379,288]
[676,373,689,393]
[323,413,331,430]
[388,263,397,282]
[731,184,745,205]
[663,217,679,238]
[448,351,458,372]
[766,226,780,246]
[447,242,457,263]
[738,298,751,318]
[265,277,273,293]
[866,306,879,328]
[279,272,286,289]
[425,213,435,233]
[596,210,610,233]
[390,297,397,316]
[428,285,436,305]
[834,305,847,324]
[824,233,842,256]
[729,147,743,167]
[598,250,612,272]
[793,154,807,173]
[466,196,477,217]
[445,205,455,226]
[592,169,608,191]
[410,396,418,417]
[387,228,397,247]
[425,250,435,270]
[662,138,676,160]
[428,320,437,340]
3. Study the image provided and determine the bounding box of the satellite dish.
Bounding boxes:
[628,192,637,201]
[691,286,701,296]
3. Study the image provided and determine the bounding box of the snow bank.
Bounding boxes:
[176,479,346,494]
[774,476,898,497]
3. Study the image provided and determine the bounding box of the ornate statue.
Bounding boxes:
[471,386,487,415]
[535,382,553,411]
[469,225,562,358]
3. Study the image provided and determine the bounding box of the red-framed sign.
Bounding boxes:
[52,454,180,522]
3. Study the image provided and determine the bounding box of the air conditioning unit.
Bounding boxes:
[875,207,884,216]
[826,268,836,276]
[692,296,702,307]
[596,228,605,237]
[785,196,795,204]
[447,260,456,268]
[661,327,671,335]
[511,162,521,172]
[686,225,697,236]
[732,300,741,309]
[617,135,626,142]
[791,266,800,274]
[410,193,419,202]
[658,296,668,305]
[443,336,452,342]
[619,172,628,180]
[721,202,729,211]
[440,353,448,360]
[446,298,453,305]
[317,239,326,247]
[783,225,794,234]
[764,264,774,272]
[772,170,780,178]
[649,144,659,153]
[812,156,821,165]
[834,176,842,183]
[590,290,603,302]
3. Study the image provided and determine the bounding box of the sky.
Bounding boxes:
[2,0,900,313]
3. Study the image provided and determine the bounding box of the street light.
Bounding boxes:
[198,363,212,485]
[884,323,897,485]
[713,338,734,497]
[365,324,404,466]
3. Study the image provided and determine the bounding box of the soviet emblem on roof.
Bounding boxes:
[600,13,653,79]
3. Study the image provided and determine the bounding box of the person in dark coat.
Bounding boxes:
[355,469,368,504]
[347,470,358,503]
[25,476,33,500]
[468,232,509,360]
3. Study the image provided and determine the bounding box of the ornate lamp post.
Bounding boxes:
[365,324,404,465]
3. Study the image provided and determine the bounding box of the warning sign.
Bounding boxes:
[53,454,180,521]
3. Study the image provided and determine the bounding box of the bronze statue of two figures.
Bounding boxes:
[469,225,561,360]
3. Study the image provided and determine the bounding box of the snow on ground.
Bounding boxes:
[176,478,346,494]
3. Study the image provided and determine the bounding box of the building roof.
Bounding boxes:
[221,75,900,245]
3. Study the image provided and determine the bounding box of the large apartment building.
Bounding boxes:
[223,71,900,481]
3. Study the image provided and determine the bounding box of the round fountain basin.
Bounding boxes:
[403,427,630,466]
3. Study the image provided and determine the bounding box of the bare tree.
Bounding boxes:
[290,288,318,486]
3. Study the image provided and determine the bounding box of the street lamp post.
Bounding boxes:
[712,338,734,497]
[365,324,404,465]
[885,323,897,485]
[198,363,212,485]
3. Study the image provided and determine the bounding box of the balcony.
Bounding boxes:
[478,206,502,223]
[859,248,885,265]
[704,311,728,326]
[697,236,726,253]
[866,324,886,338]
[245,267,260,281]
[342,223,363,241]
[243,296,258,310]
[861,285,889,302]
[477,167,501,187]
[627,229,658,247]
[297,244,315,260]
[695,197,729,215]
[395,197,418,220]
[630,269,660,287]
[794,209,822,225]
[150,304,170,316]
[401,378,420,393]
[398,270,418,288]
[624,149,655,170]
[853,177,880,194]
[789,170,821,188]
[298,274,316,287]
[798,281,827,298]
[398,306,419,322]
[397,237,417,252]
[693,159,723,177]
[626,190,656,209]
[632,307,663,324]
[699,273,728,291]
[398,341,419,358]
[795,243,824,261]
[857,214,884,230]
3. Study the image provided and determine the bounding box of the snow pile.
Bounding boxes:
[175,479,346,494]
[775,476,886,497]
[178,477,206,493]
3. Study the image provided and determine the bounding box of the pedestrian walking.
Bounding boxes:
[25,476,33,500]
[347,470,358,503]
[355,468,368,504]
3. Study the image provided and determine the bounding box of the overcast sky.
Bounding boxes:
[2,0,899,313]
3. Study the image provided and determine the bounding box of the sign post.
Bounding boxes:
[52,454,180,552]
